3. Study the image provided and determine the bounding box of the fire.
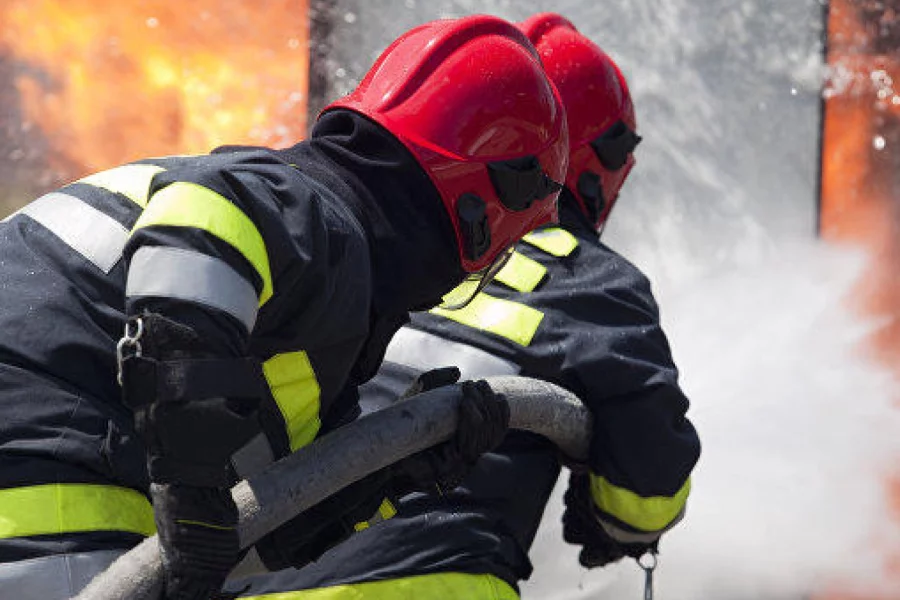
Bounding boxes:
[818,0,900,598]
[0,0,309,185]
[822,1,900,370]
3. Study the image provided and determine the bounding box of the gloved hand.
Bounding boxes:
[255,368,493,570]
[394,373,510,493]
[120,313,262,599]
[151,484,243,600]
[562,472,656,568]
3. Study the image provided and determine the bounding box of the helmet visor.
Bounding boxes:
[438,245,515,310]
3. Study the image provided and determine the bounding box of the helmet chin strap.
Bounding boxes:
[436,246,515,311]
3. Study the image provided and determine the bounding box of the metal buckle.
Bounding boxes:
[116,317,144,386]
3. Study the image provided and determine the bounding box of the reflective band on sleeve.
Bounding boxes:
[598,515,672,545]
[522,226,579,257]
[590,474,691,533]
[78,164,164,207]
[238,572,519,600]
[493,250,547,292]
[430,293,544,347]
[262,352,321,452]
[15,192,129,273]
[385,327,520,380]
[0,483,155,539]
[126,246,260,331]
[132,182,273,304]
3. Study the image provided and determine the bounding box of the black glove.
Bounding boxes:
[121,313,262,487]
[254,469,396,571]
[254,368,482,570]
[562,472,656,568]
[152,484,243,600]
[120,313,263,599]
[394,374,510,493]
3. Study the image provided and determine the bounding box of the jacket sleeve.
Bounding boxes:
[122,150,322,353]
[523,247,700,542]
[119,151,358,485]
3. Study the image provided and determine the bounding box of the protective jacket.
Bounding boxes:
[230,198,701,598]
[0,111,461,585]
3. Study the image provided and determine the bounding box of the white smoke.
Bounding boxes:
[524,241,900,599]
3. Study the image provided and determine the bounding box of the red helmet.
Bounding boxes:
[518,13,641,230]
[324,15,568,272]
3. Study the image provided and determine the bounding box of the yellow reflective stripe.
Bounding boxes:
[378,498,397,520]
[590,475,691,532]
[132,182,273,304]
[78,164,164,208]
[262,351,321,452]
[493,250,547,292]
[522,226,579,257]
[431,293,544,347]
[352,498,397,532]
[239,572,519,600]
[0,484,155,539]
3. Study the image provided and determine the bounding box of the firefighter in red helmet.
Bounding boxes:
[527,12,639,234]
[228,12,699,600]
[0,14,567,600]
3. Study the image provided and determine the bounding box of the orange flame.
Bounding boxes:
[818,0,900,598]
[822,1,900,369]
[0,0,309,182]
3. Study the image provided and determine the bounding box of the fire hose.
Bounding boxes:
[75,376,591,600]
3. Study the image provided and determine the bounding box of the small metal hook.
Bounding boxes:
[116,317,144,386]
[637,552,657,600]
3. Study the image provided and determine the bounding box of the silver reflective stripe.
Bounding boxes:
[597,508,683,545]
[126,246,259,331]
[0,549,125,599]
[11,192,128,273]
[231,433,275,478]
[385,327,520,381]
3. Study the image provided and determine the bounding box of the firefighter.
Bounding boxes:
[229,12,701,600]
[0,15,569,600]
